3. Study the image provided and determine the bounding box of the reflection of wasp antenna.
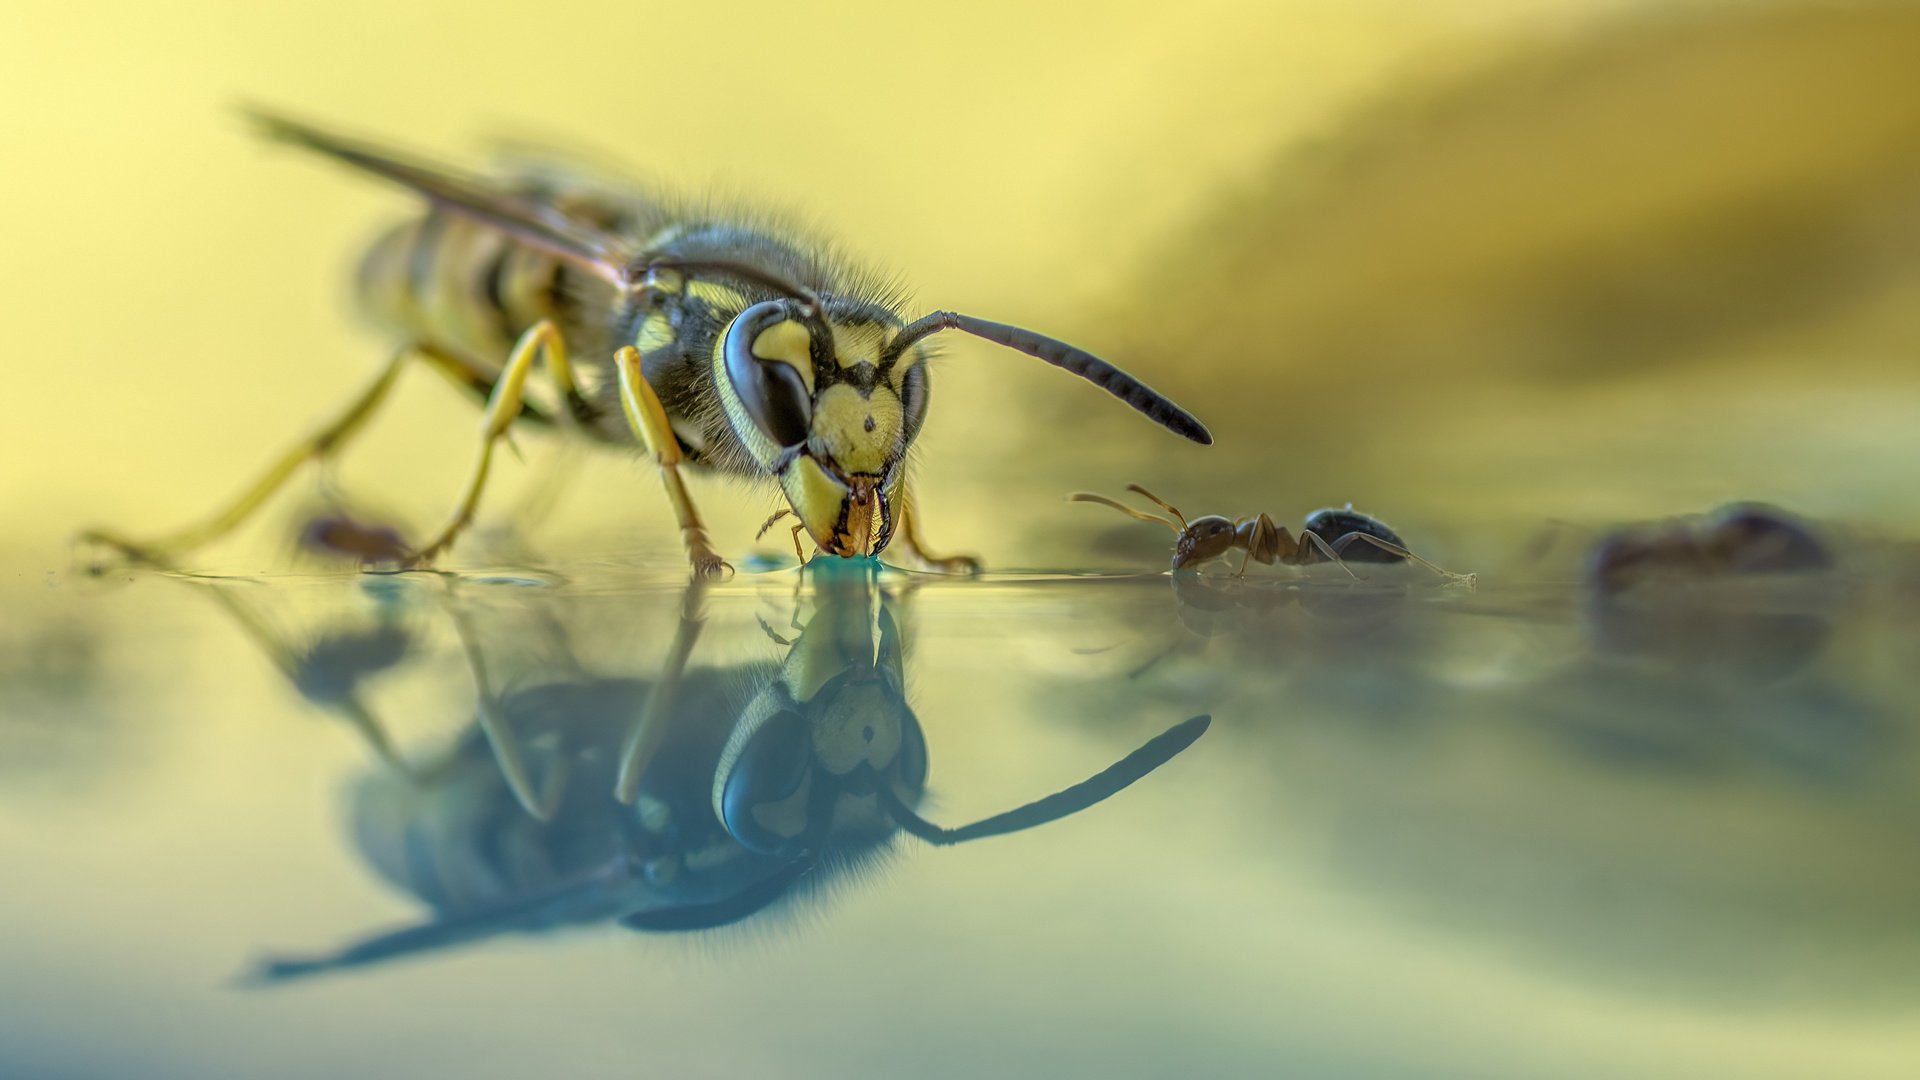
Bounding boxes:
[878,715,1209,845]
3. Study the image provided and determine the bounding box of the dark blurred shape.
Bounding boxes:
[0,606,123,788]
[1588,501,1832,595]
[1118,2,1920,428]
[1585,503,1838,676]
[299,514,409,566]
[290,623,412,706]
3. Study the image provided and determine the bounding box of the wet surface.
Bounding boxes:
[6,531,1920,1079]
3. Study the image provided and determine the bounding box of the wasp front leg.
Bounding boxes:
[891,483,982,575]
[613,347,730,578]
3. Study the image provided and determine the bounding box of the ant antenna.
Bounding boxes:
[1069,492,1180,534]
[1124,485,1189,530]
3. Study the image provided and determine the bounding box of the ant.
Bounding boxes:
[1071,485,1472,583]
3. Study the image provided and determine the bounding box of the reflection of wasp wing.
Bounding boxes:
[248,109,638,286]
[248,856,647,982]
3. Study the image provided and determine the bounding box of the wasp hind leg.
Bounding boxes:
[613,347,730,578]
[892,484,982,575]
[79,348,416,570]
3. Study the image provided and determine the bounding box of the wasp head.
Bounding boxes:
[712,298,929,558]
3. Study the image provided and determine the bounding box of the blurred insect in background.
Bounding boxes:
[1071,484,1471,581]
[226,564,1206,979]
[83,112,1210,578]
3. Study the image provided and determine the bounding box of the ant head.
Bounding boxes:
[1174,516,1239,569]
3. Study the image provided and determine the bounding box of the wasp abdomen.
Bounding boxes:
[355,209,568,373]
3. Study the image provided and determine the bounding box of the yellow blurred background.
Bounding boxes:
[4,0,1920,567]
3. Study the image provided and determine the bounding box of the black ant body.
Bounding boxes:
[1072,485,1471,582]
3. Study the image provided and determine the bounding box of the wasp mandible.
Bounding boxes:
[85,113,1211,577]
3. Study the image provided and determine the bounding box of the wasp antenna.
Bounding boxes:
[885,313,1211,445]
[878,715,1210,846]
[1068,492,1180,534]
[1123,485,1189,530]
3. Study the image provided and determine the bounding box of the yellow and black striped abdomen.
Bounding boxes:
[355,209,571,375]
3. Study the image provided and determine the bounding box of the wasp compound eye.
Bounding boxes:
[722,300,814,449]
[719,708,814,855]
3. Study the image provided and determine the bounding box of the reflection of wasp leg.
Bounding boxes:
[614,579,709,804]
[1331,533,1475,584]
[408,321,574,566]
[445,595,567,822]
[614,346,730,578]
[81,349,413,566]
[192,580,413,775]
[892,481,981,575]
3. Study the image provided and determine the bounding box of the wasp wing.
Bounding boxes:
[247,108,639,288]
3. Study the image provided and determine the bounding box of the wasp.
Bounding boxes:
[242,564,1207,978]
[1071,485,1472,581]
[81,112,1210,577]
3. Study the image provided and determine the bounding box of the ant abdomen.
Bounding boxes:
[1304,508,1406,563]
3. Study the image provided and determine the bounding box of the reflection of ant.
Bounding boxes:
[1072,485,1472,583]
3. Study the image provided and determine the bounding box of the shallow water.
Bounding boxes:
[6,536,1920,1080]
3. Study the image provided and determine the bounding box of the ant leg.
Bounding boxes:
[1301,530,1362,580]
[892,482,982,575]
[1334,533,1475,584]
[615,580,709,804]
[80,348,417,568]
[614,346,731,578]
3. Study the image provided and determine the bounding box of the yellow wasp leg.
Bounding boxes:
[614,580,708,804]
[614,346,731,578]
[892,482,981,575]
[81,349,413,567]
[407,321,566,566]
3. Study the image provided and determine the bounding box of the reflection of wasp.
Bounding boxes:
[251,565,1207,979]
[85,112,1210,578]
[1071,485,1470,581]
